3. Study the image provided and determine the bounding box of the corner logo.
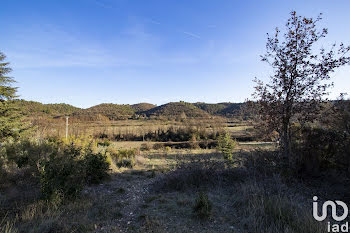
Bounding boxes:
[313,196,349,232]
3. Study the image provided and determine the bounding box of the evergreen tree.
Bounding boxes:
[217,132,236,161]
[0,51,24,141]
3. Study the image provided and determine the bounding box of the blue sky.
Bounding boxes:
[1,0,350,108]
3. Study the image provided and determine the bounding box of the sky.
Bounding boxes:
[1,0,350,108]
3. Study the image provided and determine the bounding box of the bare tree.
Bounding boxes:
[253,11,350,162]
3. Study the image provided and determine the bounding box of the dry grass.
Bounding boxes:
[140,173,326,233]
[1,146,330,233]
[33,118,229,139]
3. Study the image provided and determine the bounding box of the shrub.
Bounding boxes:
[63,135,98,155]
[97,139,111,147]
[193,192,212,220]
[4,139,58,169]
[1,137,110,204]
[118,148,136,158]
[39,154,85,202]
[291,126,350,176]
[217,132,236,161]
[153,143,164,150]
[243,150,285,177]
[63,142,82,158]
[83,152,110,184]
[98,132,109,139]
[164,146,171,153]
[107,148,136,168]
[140,143,152,151]
[117,159,135,168]
[39,151,110,202]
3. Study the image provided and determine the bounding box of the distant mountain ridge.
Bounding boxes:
[194,102,243,117]
[12,99,81,117]
[72,103,135,121]
[12,99,244,120]
[141,101,210,118]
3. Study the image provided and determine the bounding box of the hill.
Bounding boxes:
[73,103,135,121]
[12,99,80,117]
[193,102,229,115]
[194,102,243,117]
[217,102,243,117]
[142,101,210,119]
[12,100,245,121]
[131,103,157,113]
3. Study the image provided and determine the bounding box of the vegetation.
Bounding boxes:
[142,101,210,119]
[0,52,26,142]
[1,137,110,203]
[1,11,350,233]
[217,132,236,160]
[253,11,350,163]
[73,103,135,121]
[192,192,212,220]
[39,151,85,203]
[131,103,157,113]
[107,148,137,168]
[12,99,80,117]
[193,102,242,117]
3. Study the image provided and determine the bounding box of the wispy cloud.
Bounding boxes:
[6,23,202,69]
[90,0,203,42]
[182,31,201,39]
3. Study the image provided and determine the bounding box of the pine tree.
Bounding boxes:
[217,132,236,161]
[0,51,24,141]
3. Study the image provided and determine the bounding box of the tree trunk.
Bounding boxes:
[281,119,292,164]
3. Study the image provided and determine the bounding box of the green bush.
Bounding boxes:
[193,192,212,220]
[97,139,111,147]
[2,137,110,203]
[164,146,172,153]
[108,148,136,168]
[4,139,58,169]
[83,152,110,184]
[39,152,110,202]
[117,148,136,158]
[39,154,85,202]
[217,132,236,161]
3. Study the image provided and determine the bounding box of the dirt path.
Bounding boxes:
[85,171,157,233]
[115,174,154,231]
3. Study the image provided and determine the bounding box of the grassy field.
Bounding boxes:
[3,113,335,233]
[1,144,329,233]
[0,116,335,233]
[32,118,251,139]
